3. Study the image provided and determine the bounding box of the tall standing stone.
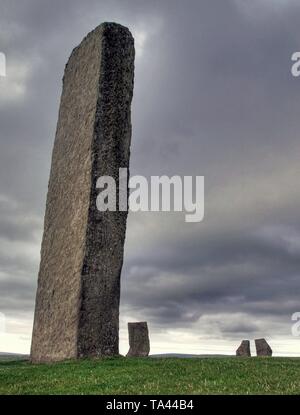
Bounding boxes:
[236,340,251,357]
[31,23,134,362]
[255,338,272,356]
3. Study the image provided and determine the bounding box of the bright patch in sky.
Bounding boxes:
[0,60,30,104]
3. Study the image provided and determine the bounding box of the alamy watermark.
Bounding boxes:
[291,312,300,337]
[291,52,300,77]
[0,52,6,77]
[96,168,204,223]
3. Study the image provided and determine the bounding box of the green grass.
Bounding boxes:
[0,357,300,395]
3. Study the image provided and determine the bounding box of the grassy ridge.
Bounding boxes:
[0,357,300,395]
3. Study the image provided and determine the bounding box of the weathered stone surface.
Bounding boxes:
[255,338,272,356]
[126,322,150,357]
[30,22,134,362]
[236,340,251,357]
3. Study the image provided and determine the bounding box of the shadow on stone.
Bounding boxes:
[126,322,150,357]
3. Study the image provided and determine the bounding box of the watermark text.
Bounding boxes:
[96,169,204,223]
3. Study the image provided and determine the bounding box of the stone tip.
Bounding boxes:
[64,21,134,81]
[87,22,134,43]
[71,21,133,52]
[99,21,133,33]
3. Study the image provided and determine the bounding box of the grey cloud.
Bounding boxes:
[0,0,300,350]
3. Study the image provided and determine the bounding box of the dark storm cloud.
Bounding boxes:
[1,0,300,347]
[122,214,300,335]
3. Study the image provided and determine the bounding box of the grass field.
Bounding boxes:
[1,357,300,395]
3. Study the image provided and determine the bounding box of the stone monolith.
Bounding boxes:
[126,322,150,357]
[31,22,134,362]
[236,340,251,357]
[255,338,272,356]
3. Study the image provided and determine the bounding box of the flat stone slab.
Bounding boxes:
[236,340,251,357]
[255,338,272,356]
[126,322,150,357]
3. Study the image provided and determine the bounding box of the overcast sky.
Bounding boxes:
[1,0,300,356]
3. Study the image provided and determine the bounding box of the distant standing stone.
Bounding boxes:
[126,322,150,357]
[236,340,251,357]
[255,338,272,356]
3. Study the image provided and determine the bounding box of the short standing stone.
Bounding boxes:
[236,340,251,357]
[255,338,272,356]
[126,322,150,357]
